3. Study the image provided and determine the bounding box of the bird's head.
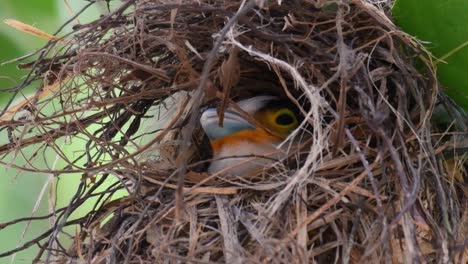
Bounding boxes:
[200,95,301,174]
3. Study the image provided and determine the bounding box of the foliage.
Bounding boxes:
[393,0,468,111]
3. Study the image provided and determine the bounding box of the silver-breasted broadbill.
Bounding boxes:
[200,96,300,175]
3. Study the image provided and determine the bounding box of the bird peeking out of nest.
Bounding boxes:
[200,95,301,175]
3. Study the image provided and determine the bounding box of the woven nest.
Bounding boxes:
[1,0,466,263]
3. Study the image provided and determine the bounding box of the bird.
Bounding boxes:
[200,95,300,175]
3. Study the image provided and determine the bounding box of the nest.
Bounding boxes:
[0,0,466,263]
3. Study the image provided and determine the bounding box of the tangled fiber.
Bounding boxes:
[0,0,466,263]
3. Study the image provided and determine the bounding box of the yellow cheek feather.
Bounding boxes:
[255,108,299,138]
[211,128,281,154]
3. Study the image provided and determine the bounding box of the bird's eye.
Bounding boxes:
[255,107,299,137]
[276,113,295,125]
[273,109,298,128]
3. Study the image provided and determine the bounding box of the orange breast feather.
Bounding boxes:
[210,128,281,154]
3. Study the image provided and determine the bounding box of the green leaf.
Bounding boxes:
[9,0,57,18]
[393,0,468,111]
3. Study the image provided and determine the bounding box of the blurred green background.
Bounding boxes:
[0,1,115,262]
[393,0,468,111]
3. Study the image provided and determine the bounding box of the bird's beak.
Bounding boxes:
[200,108,255,140]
